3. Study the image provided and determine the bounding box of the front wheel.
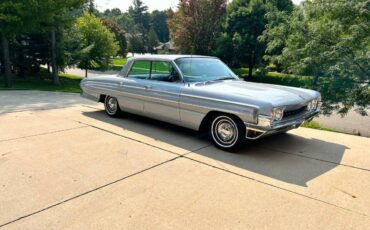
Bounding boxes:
[104,96,122,117]
[210,114,246,151]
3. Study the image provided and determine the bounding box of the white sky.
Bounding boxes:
[95,0,304,12]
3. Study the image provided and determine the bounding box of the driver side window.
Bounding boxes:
[151,61,180,82]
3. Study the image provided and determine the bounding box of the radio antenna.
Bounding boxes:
[190,45,194,75]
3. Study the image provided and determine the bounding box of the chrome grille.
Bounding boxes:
[283,106,307,118]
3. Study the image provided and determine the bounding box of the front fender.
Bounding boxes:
[179,92,259,130]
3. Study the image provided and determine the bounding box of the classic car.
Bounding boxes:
[81,55,320,151]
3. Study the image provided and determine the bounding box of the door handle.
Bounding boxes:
[118,82,124,87]
[145,85,152,90]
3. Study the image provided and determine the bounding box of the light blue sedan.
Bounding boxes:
[81,55,320,151]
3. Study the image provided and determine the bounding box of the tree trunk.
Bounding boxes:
[248,65,253,79]
[18,46,26,79]
[1,34,12,88]
[51,28,60,85]
[246,52,256,81]
[0,41,3,75]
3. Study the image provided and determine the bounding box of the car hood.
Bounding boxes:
[189,80,320,112]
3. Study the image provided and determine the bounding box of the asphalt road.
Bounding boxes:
[1,91,369,229]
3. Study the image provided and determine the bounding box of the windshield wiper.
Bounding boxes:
[203,77,236,85]
[214,77,236,81]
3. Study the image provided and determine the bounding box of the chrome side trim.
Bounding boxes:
[87,85,179,108]
[85,82,119,88]
[181,93,259,110]
[149,89,181,96]
[181,101,242,115]
[122,84,146,90]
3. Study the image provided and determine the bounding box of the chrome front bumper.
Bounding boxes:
[244,109,320,140]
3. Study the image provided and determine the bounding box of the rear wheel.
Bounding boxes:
[210,114,246,151]
[104,96,121,117]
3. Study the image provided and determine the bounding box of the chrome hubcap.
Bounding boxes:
[217,122,235,142]
[106,97,117,114]
[212,117,238,147]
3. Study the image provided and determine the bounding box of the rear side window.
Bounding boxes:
[127,61,151,79]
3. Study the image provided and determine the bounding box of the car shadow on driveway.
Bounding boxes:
[83,110,349,187]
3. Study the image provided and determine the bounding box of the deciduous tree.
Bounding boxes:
[263,0,370,115]
[102,18,128,57]
[223,0,268,79]
[75,12,119,77]
[168,0,227,55]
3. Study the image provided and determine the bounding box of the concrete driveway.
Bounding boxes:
[0,91,370,229]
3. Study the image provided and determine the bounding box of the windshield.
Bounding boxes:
[175,58,238,83]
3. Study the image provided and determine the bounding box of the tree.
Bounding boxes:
[116,13,136,33]
[37,0,86,85]
[128,0,150,31]
[127,28,146,55]
[151,10,171,42]
[87,0,95,13]
[127,0,150,53]
[222,0,268,79]
[102,18,128,57]
[168,0,227,55]
[75,12,119,77]
[12,33,51,78]
[103,8,122,18]
[0,0,37,87]
[147,26,159,53]
[259,0,294,71]
[263,0,370,115]
[272,0,294,12]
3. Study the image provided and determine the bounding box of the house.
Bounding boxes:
[154,41,176,54]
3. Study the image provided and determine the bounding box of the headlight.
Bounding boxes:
[312,99,319,109]
[307,101,314,111]
[307,98,320,111]
[272,107,285,121]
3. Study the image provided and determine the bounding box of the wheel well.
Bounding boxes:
[199,111,243,132]
[99,94,106,103]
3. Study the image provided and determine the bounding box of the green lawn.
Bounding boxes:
[0,73,83,93]
[301,121,348,134]
[301,121,335,132]
[109,58,128,71]
[111,58,127,66]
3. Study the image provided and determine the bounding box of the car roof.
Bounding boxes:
[127,54,218,62]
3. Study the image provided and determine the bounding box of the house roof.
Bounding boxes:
[155,41,176,50]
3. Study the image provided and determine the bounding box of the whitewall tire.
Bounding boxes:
[210,114,246,151]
